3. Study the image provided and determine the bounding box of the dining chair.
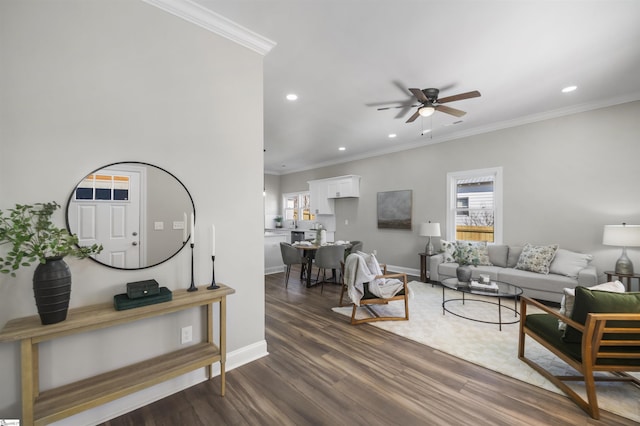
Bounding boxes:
[343,240,363,261]
[280,242,306,288]
[314,245,346,293]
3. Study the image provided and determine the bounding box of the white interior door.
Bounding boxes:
[69,166,144,268]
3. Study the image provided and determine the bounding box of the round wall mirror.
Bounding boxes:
[66,162,195,270]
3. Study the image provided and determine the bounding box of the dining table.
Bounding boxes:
[292,241,352,288]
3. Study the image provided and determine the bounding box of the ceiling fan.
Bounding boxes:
[378,88,481,123]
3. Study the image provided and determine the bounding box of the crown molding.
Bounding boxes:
[142,0,276,55]
[270,94,640,175]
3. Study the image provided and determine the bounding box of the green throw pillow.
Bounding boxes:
[563,286,640,343]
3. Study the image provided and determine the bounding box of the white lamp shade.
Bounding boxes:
[419,222,441,237]
[603,224,640,247]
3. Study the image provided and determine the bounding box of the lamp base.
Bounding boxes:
[425,237,434,255]
[615,247,634,275]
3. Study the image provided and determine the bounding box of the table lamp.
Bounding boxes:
[603,223,640,275]
[419,222,441,255]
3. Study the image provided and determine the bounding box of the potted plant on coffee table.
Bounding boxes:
[0,202,103,325]
[453,244,480,283]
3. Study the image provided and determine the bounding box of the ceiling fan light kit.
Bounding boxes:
[418,106,435,117]
[378,86,481,123]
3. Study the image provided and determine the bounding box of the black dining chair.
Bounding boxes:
[314,245,346,294]
[280,242,306,288]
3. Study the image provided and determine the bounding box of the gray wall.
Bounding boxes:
[279,101,640,280]
[0,0,265,422]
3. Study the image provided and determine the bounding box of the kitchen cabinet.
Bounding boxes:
[308,179,335,215]
[265,233,287,274]
[327,175,360,198]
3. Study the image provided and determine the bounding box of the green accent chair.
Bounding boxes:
[518,287,640,419]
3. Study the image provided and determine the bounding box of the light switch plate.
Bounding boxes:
[154,221,164,230]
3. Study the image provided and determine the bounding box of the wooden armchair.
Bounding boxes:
[342,253,409,325]
[518,287,640,419]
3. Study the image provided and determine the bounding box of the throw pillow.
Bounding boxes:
[356,251,382,276]
[515,243,559,274]
[558,281,624,331]
[507,246,523,268]
[469,242,492,266]
[488,245,509,268]
[549,249,593,278]
[563,286,640,343]
[441,240,456,263]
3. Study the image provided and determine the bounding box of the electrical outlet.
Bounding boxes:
[181,325,192,344]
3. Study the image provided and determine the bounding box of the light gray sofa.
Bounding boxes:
[429,244,598,303]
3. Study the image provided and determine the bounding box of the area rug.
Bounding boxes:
[332,281,640,422]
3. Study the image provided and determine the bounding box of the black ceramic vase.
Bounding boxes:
[33,256,72,325]
[456,265,472,283]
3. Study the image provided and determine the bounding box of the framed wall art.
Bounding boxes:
[377,190,412,229]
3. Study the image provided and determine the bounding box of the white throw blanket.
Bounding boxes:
[344,252,404,306]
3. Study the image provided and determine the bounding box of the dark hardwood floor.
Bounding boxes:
[102,268,636,425]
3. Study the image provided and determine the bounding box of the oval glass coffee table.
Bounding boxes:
[440,278,523,331]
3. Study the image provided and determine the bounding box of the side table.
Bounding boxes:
[605,271,640,292]
[419,252,438,285]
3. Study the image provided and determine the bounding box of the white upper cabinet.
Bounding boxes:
[309,179,335,215]
[308,175,360,215]
[326,175,360,198]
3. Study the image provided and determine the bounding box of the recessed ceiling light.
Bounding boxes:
[562,85,577,93]
[388,134,397,138]
[286,94,298,101]
[338,147,346,151]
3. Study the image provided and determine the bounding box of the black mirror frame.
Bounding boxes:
[65,161,195,271]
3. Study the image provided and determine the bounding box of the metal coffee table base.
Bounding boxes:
[442,288,519,331]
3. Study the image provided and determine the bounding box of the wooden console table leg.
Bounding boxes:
[21,338,35,426]
[220,296,227,397]
[206,303,214,380]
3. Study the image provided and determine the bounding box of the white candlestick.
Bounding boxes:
[183,212,187,242]
[190,213,195,244]
[211,224,216,256]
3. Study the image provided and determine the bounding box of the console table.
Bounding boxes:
[0,284,235,426]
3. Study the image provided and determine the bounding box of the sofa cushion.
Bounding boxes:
[488,245,509,268]
[507,246,523,268]
[550,249,593,278]
[558,281,625,331]
[498,267,577,294]
[564,287,640,343]
[515,243,559,274]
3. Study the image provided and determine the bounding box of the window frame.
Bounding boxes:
[282,191,314,223]
[446,167,503,244]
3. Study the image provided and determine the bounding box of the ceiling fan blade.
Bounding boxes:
[437,90,481,104]
[377,104,417,111]
[435,104,467,117]
[408,88,428,103]
[406,110,421,123]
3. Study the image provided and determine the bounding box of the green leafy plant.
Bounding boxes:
[453,243,480,267]
[0,202,103,276]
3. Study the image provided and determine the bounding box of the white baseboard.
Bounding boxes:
[52,340,269,426]
[265,265,285,275]
[386,264,420,278]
